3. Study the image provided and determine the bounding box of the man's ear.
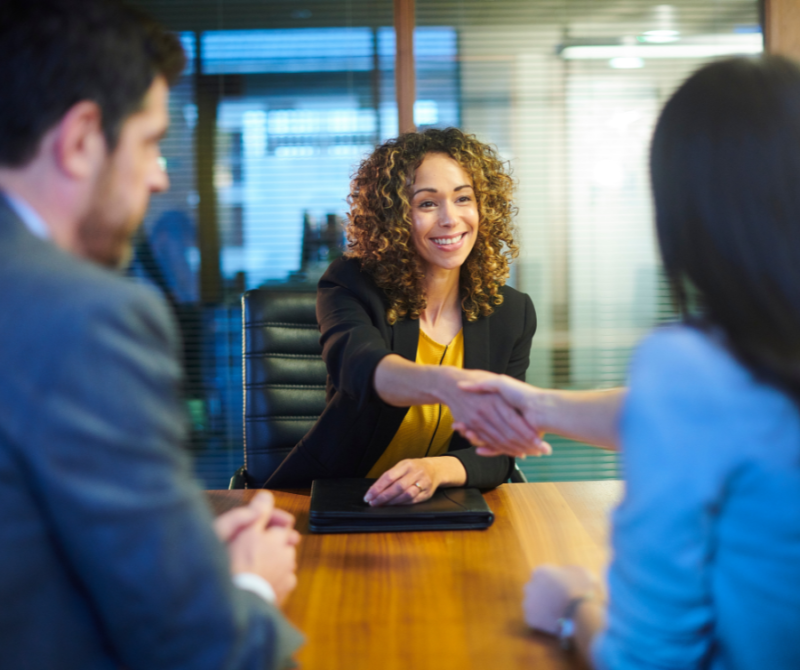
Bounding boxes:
[52,101,107,180]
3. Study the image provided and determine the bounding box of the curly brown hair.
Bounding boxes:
[345,127,518,324]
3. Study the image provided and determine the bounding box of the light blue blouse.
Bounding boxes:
[593,326,800,670]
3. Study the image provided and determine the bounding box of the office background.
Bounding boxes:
[128,0,762,487]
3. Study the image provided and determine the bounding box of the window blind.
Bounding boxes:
[130,0,761,487]
[417,0,761,481]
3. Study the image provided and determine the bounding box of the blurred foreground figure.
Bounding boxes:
[0,1,302,668]
[464,56,800,669]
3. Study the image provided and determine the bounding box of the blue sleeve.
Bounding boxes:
[593,328,737,670]
[24,285,302,670]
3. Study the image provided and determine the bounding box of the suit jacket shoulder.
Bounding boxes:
[318,255,389,316]
[0,199,303,670]
[496,284,537,340]
[0,203,179,356]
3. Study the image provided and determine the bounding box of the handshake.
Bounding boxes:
[442,369,554,459]
[443,370,622,458]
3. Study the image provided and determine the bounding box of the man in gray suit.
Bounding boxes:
[0,1,303,668]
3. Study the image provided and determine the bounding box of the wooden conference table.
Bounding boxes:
[207,481,623,670]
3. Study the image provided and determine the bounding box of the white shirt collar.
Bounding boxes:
[3,192,51,240]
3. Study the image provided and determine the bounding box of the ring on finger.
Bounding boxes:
[414,481,424,492]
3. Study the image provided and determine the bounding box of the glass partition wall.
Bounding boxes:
[131,0,761,487]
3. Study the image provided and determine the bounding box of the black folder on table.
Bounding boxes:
[308,478,495,533]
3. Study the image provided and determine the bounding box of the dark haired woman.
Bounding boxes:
[461,56,800,668]
[266,128,546,504]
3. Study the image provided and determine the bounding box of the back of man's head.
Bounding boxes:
[0,0,185,168]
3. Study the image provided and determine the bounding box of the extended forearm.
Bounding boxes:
[373,354,453,407]
[538,388,625,450]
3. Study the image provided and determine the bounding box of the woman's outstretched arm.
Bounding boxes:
[456,376,625,453]
[373,354,548,457]
[363,355,549,507]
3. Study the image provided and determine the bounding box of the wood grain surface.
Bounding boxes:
[207,481,623,670]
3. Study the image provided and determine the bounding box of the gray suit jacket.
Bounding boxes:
[0,195,302,670]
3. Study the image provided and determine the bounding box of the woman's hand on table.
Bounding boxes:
[524,565,607,661]
[363,456,466,506]
[523,564,599,634]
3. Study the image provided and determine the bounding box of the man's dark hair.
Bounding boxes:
[651,55,800,398]
[0,0,186,167]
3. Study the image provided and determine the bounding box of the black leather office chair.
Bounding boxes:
[509,461,527,483]
[229,288,528,488]
[230,289,327,488]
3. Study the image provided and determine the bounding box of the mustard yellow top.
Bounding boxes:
[366,328,465,478]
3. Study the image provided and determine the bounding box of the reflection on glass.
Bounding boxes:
[129,1,761,486]
[209,27,458,288]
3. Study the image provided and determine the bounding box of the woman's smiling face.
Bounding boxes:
[409,152,479,275]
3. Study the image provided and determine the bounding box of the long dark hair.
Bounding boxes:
[651,56,800,398]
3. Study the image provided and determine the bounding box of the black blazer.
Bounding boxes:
[266,257,537,489]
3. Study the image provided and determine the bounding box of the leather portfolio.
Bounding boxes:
[308,478,495,533]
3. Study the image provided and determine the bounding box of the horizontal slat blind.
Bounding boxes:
[129,0,760,487]
[417,0,761,482]
[130,2,399,487]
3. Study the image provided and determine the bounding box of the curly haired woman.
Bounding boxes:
[266,127,547,503]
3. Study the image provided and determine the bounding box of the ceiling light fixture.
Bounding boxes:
[560,34,762,60]
[640,30,680,43]
[609,57,645,69]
